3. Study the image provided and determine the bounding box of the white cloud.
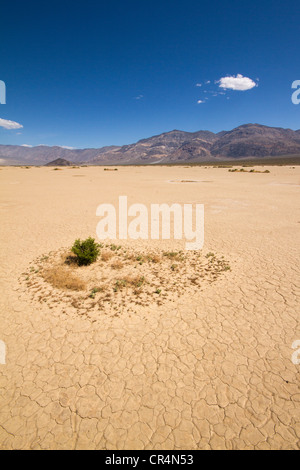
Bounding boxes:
[0,118,23,130]
[196,83,202,87]
[134,95,144,100]
[21,144,32,147]
[197,100,205,104]
[218,74,257,91]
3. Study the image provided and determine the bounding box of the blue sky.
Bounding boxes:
[0,0,299,148]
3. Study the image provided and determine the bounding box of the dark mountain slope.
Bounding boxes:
[0,124,300,165]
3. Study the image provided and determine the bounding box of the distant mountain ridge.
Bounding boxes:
[0,124,300,165]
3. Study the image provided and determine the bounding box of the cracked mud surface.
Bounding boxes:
[0,166,299,450]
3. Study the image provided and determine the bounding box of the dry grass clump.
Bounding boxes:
[111,260,124,270]
[43,266,86,291]
[101,251,113,262]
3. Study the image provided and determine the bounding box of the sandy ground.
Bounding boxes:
[0,165,299,450]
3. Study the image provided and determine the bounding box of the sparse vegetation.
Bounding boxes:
[213,165,233,168]
[228,168,271,174]
[147,254,161,263]
[23,244,232,318]
[114,275,146,292]
[163,251,184,262]
[109,244,121,251]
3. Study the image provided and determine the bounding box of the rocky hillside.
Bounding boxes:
[45,158,74,166]
[0,124,299,165]
[211,124,300,158]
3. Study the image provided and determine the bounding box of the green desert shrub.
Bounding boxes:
[71,237,101,266]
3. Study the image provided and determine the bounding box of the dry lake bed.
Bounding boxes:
[0,165,299,450]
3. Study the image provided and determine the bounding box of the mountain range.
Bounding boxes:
[1,124,300,166]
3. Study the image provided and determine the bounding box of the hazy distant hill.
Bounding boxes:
[0,124,300,165]
[0,145,101,165]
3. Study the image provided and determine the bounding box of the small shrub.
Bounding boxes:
[71,237,100,266]
[89,287,103,298]
[163,251,183,261]
[109,244,121,251]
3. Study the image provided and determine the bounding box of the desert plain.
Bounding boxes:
[0,164,299,450]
